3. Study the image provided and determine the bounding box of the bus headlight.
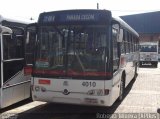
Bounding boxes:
[97,89,103,96]
[34,86,46,92]
[140,56,144,60]
[87,90,95,95]
[41,87,46,92]
[153,55,158,59]
[87,89,102,96]
[35,86,40,92]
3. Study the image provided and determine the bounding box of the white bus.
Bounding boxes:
[29,10,139,107]
[139,42,158,67]
[0,16,33,109]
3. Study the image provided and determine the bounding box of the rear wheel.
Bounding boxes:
[118,76,125,101]
[134,64,138,79]
[155,62,158,68]
[152,62,157,68]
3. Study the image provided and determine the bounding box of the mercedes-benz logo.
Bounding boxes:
[63,81,68,86]
[63,89,70,95]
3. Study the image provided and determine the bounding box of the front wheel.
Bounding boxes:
[155,62,158,68]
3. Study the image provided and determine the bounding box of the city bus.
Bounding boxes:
[29,9,139,107]
[0,15,34,109]
[139,42,158,67]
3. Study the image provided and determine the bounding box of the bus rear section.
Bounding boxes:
[31,9,139,107]
[140,42,158,67]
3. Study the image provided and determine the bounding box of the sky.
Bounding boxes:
[0,0,160,22]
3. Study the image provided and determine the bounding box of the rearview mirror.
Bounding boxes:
[26,32,30,44]
[118,29,123,42]
[0,25,12,34]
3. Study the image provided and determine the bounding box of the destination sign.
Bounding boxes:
[43,15,55,22]
[42,14,97,23]
[39,10,111,24]
[65,14,95,21]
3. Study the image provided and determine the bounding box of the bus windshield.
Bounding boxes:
[35,25,109,78]
[140,45,157,52]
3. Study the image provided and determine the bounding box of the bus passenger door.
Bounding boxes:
[25,24,37,66]
[1,33,19,107]
[111,24,121,101]
[25,24,37,98]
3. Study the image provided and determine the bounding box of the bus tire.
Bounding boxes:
[29,87,33,101]
[118,76,125,102]
[155,62,158,68]
[134,64,138,79]
[139,62,142,67]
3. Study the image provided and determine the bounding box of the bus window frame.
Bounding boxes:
[25,23,37,65]
[0,26,11,88]
[112,22,121,73]
[2,32,25,84]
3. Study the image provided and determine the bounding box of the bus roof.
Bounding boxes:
[38,9,139,38]
[38,9,111,24]
[112,16,139,37]
[0,15,29,25]
[140,42,158,45]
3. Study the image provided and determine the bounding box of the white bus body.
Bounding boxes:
[0,16,33,109]
[139,42,158,67]
[31,10,139,107]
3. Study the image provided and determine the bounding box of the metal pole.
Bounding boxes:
[97,3,99,9]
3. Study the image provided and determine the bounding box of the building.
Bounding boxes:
[120,11,160,44]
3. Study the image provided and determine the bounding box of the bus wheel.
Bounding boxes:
[29,87,33,101]
[134,65,138,79]
[139,62,142,67]
[155,63,158,68]
[118,78,125,101]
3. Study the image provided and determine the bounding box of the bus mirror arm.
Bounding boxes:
[117,29,123,42]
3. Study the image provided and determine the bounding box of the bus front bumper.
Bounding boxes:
[32,91,113,107]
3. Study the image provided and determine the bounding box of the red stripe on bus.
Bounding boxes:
[34,70,65,75]
[33,69,111,77]
[24,66,33,75]
[36,58,49,62]
[67,69,111,76]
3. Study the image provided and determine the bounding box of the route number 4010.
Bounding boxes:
[82,81,96,87]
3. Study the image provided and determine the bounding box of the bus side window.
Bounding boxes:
[112,27,119,72]
[136,38,139,51]
[127,32,130,53]
[124,30,128,54]
[3,34,23,60]
[121,29,125,54]
[16,35,23,58]
[0,35,2,88]
[3,34,14,60]
[130,34,133,52]
[133,36,136,52]
[3,33,24,83]
[132,36,135,52]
